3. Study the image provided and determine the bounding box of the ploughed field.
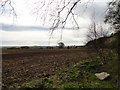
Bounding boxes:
[2,48,95,86]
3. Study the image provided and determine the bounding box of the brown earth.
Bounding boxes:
[2,48,95,87]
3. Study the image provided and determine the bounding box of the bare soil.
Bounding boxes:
[2,48,95,86]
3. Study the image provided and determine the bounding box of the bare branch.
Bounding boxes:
[0,0,17,16]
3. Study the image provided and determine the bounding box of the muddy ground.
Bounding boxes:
[2,48,95,87]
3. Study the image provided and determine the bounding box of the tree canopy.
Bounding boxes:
[105,0,120,32]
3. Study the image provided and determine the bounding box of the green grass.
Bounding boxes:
[57,57,117,88]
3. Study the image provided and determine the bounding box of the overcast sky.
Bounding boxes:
[0,0,112,46]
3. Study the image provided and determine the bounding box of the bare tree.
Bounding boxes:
[86,15,110,64]
[88,24,110,40]
[1,0,118,31]
[32,0,80,28]
[0,0,16,16]
[87,20,109,44]
[30,0,84,40]
[0,0,93,36]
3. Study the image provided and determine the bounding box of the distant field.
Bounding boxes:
[2,48,96,87]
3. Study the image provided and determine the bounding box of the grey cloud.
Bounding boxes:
[1,23,49,31]
[1,23,79,31]
[2,40,49,46]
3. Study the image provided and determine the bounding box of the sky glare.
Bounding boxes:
[0,0,112,46]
